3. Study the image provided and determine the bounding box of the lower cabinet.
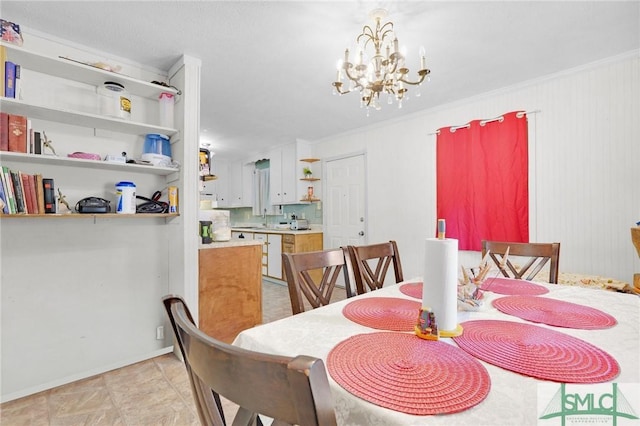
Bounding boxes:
[255,233,283,280]
[231,230,323,282]
[198,243,263,342]
[282,233,323,255]
[282,233,324,281]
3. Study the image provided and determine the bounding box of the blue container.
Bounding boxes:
[142,134,171,166]
[143,133,171,157]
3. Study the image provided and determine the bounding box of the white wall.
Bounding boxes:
[315,52,640,283]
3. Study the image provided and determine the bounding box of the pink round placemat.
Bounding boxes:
[342,297,420,331]
[479,277,549,295]
[493,296,617,329]
[399,282,422,299]
[453,320,619,383]
[327,332,491,415]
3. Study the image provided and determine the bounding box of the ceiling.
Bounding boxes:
[2,1,639,161]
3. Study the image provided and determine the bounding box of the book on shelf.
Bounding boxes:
[26,118,32,153]
[10,170,25,213]
[0,111,8,151]
[43,178,55,213]
[33,131,42,155]
[4,60,15,98]
[0,173,8,214]
[0,44,5,97]
[35,174,45,213]
[0,167,53,215]
[19,172,34,214]
[1,166,16,213]
[7,114,26,152]
[14,63,21,100]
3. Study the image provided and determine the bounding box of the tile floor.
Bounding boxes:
[0,280,347,425]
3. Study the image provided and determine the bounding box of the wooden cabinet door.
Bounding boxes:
[294,233,323,253]
[199,245,262,343]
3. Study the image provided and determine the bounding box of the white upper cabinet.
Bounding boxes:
[269,143,297,205]
[227,160,253,208]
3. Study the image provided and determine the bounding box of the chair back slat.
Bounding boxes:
[163,295,337,426]
[347,241,404,295]
[482,240,561,283]
[283,248,354,315]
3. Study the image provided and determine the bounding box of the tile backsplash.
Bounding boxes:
[229,204,322,226]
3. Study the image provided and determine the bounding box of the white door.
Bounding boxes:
[324,154,366,249]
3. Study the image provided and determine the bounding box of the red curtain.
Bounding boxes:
[436,111,529,251]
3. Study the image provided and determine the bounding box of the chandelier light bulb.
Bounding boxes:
[419,46,426,69]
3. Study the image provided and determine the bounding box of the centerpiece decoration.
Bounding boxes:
[457,247,510,310]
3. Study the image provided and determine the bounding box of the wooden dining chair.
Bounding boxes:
[347,240,404,295]
[282,248,355,315]
[481,240,561,284]
[162,295,337,426]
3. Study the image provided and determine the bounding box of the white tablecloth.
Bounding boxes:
[233,281,639,426]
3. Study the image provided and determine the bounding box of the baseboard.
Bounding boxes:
[0,347,174,403]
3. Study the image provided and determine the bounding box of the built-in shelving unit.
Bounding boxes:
[299,158,321,202]
[0,42,181,218]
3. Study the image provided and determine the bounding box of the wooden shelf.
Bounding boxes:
[0,213,179,219]
[300,158,320,163]
[300,177,320,182]
[0,151,179,176]
[300,198,321,202]
[0,98,178,137]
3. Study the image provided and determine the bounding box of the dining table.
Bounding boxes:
[232,278,639,425]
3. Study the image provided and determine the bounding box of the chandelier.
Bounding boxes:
[332,9,430,112]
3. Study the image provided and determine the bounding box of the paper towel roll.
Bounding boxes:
[422,238,459,332]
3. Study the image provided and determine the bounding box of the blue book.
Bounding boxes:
[4,60,15,98]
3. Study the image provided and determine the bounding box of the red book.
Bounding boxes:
[20,172,34,214]
[8,114,27,153]
[0,112,8,151]
[35,174,45,214]
[27,173,38,214]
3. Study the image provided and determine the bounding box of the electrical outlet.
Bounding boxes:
[156,326,164,340]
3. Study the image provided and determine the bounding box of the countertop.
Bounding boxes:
[199,239,262,249]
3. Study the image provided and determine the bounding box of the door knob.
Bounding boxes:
[359,231,365,236]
